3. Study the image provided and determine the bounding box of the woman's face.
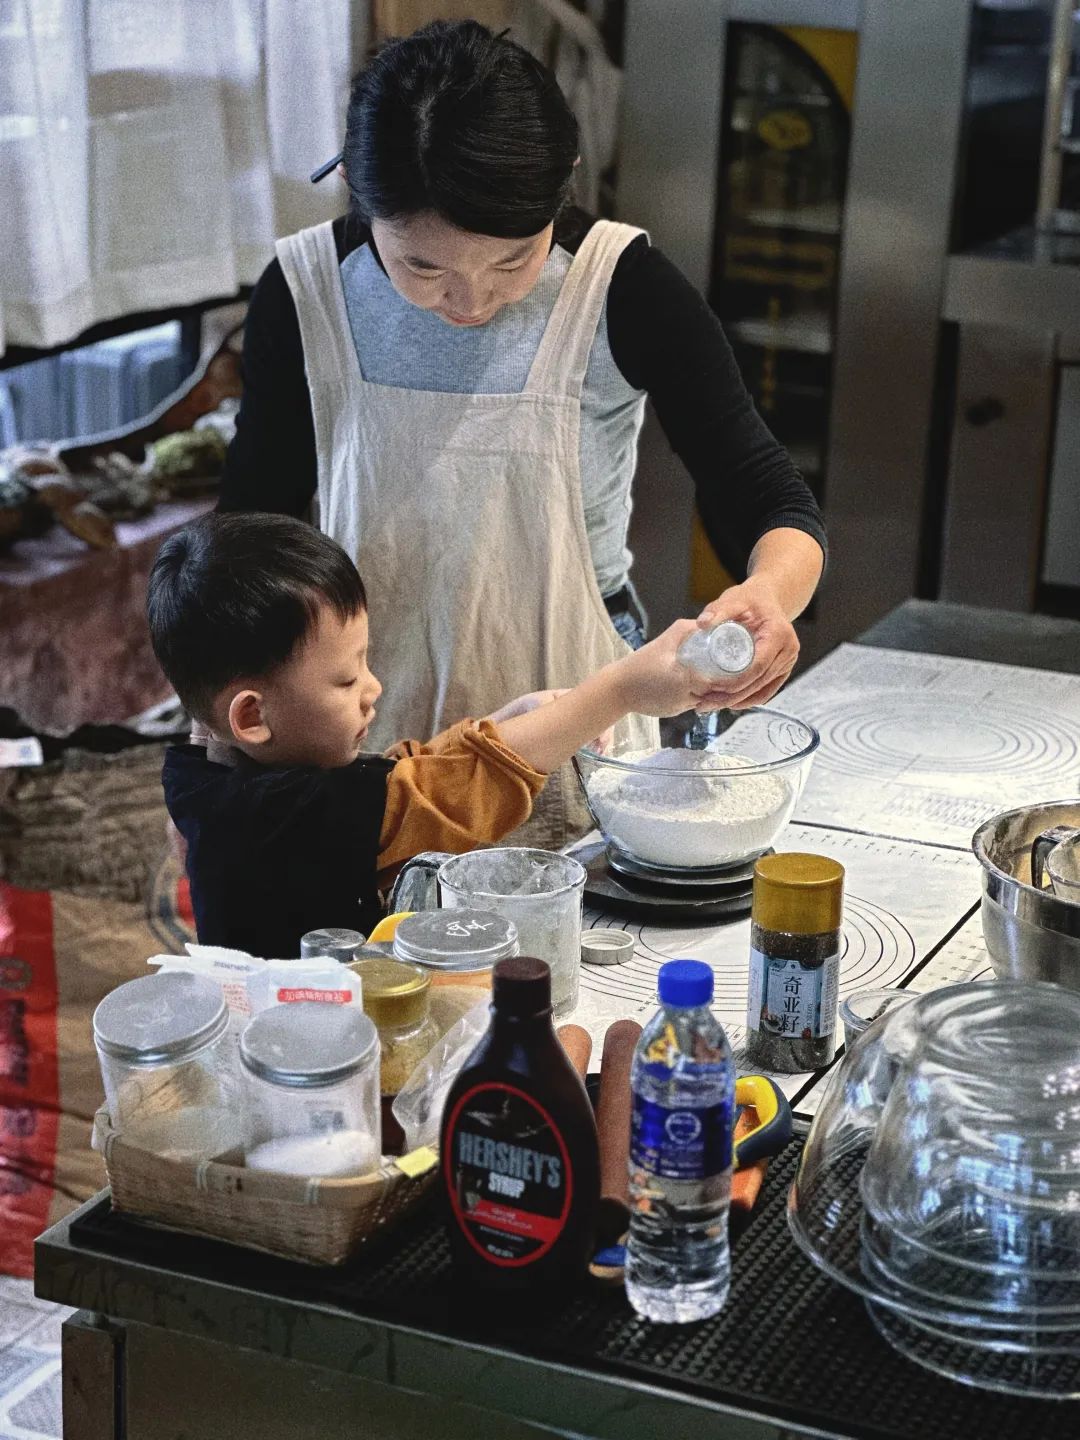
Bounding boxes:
[370,212,553,328]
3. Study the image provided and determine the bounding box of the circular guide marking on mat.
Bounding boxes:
[580,895,916,1051]
[795,695,1080,783]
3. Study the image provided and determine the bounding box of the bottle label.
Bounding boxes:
[746,946,840,1040]
[630,1094,732,1181]
[443,1082,572,1268]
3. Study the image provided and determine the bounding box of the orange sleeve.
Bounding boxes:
[377,719,547,882]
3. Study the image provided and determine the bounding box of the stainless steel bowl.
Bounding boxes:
[973,800,1080,989]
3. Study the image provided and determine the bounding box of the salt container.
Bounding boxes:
[240,1002,381,1176]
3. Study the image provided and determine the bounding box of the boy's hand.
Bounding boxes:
[614,619,713,717]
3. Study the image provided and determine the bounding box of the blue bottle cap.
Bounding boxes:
[658,959,714,1008]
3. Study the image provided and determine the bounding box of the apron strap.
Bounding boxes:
[276,222,357,389]
[525,219,647,398]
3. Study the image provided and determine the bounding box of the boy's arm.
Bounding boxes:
[377,720,546,880]
[493,619,705,775]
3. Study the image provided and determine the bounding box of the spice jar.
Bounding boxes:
[300,927,365,962]
[240,1003,381,1176]
[352,956,440,1097]
[93,972,245,1160]
[743,852,844,1073]
[392,909,519,990]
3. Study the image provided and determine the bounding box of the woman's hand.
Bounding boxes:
[693,574,800,710]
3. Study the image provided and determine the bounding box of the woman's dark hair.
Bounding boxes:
[147,513,367,723]
[343,20,579,238]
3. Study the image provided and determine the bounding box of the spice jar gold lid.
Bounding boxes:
[351,956,431,1028]
[752,852,844,934]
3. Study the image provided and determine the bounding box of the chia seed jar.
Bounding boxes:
[239,1003,381,1176]
[93,971,244,1159]
[743,852,844,1073]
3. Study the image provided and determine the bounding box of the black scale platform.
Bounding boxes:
[69,1141,1080,1439]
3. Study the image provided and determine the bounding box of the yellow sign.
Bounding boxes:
[757,109,813,151]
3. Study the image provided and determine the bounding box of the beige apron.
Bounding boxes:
[276,218,657,848]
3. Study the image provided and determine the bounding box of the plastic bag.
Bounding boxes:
[147,945,364,1030]
[392,999,489,1152]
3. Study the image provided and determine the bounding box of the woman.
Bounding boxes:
[220,21,826,844]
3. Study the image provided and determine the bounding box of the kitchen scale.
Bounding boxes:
[574,836,763,922]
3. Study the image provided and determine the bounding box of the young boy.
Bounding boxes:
[147,513,711,957]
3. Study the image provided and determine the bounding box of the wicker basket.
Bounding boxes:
[93,1109,438,1266]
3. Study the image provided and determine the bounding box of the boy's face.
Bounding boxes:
[228,605,382,768]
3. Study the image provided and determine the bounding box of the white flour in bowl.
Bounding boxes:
[584,748,793,868]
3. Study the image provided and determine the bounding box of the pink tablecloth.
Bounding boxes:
[0,500,212,734]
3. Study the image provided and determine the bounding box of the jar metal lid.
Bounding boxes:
[240,1003,378,1088]
[752,852,845,934]
[300,927,365,962]
[351,956,431,1028]
[392,908,518,971]
[581,928,635,966]
[93,972,228,1066]
[706,621,756,674]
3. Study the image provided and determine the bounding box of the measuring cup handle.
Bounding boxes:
[387,852,454,914]
[1030,826,1080,889]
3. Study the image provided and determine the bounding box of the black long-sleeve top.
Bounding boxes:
[219,210,826,586]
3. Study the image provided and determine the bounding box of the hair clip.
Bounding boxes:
[310,152,344,184]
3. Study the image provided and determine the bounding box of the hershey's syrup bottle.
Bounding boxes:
[440,956,599,1297]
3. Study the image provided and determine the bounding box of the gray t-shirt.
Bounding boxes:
[341,243,646,600]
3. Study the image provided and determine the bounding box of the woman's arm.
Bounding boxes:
[607,240,826,708]
[218,258,320,517]
[606,238,827,576]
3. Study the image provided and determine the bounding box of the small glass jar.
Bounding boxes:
[351,956,440,1097]
[93,972,244,1160]
[300,927,365,962]
[743,852,844,1074]
[392,908,518,991]
[240,1002,380,1176]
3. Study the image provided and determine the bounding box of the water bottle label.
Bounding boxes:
[443,1082,572,1268]
[746,947,839,1040]
[630,1094,732,1180]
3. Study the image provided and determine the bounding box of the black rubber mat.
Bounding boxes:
[68,1142,1080,1438]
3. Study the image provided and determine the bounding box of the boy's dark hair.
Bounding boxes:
[343,20,579,239]
[147,513,367,722]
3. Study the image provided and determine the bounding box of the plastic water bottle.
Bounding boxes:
[626,959,734,1323]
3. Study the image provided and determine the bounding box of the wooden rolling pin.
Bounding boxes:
[556,1024,592,1080]
[595,1019,642,1245]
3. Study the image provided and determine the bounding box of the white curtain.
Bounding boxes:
[0,0,368,354]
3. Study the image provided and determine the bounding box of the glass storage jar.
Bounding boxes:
[743,852,844,1073]
[352,956,440,1097]
[93,971,244,1160]
[392,908,519,991]
[240,1002,380,1176]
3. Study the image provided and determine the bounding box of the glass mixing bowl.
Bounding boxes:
[787,981,1080,1397]
[573,707,818,872]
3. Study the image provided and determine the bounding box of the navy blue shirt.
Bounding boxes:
[162,744,393,958]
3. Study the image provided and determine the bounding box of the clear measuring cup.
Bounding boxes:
[389,848,587,1018]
